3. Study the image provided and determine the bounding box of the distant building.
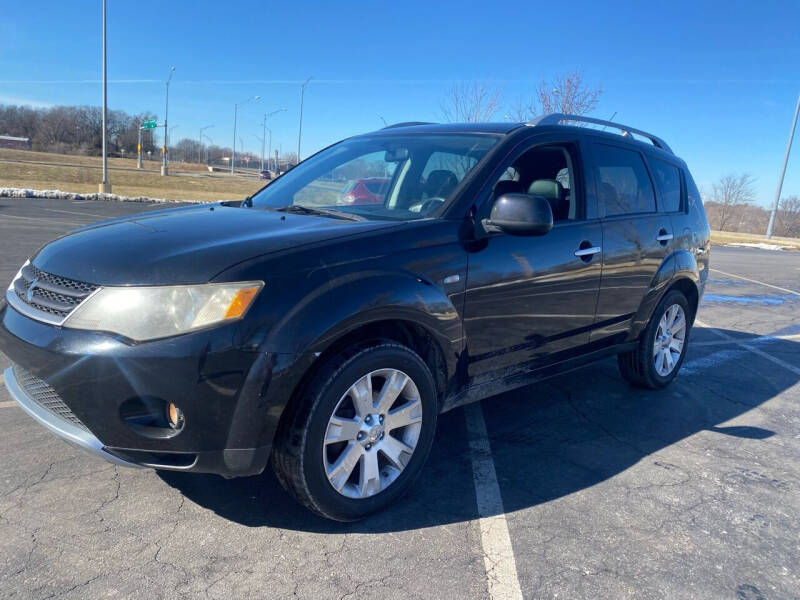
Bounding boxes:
[0,135,31,150]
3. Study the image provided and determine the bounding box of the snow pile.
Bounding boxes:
[727,242,792,251]
[0,187,205,204]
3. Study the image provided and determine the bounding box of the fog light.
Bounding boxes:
[166,403,184,429]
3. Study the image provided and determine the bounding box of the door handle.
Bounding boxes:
[574,246,602,257]
[656,230,673,243]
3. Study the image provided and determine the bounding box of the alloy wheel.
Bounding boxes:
[653,304,687,376]
[323,369,423,499]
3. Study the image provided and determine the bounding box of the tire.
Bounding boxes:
[618,290,692,389]
[271,342,438,521]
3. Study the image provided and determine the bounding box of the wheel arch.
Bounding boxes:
[629,249,700,340]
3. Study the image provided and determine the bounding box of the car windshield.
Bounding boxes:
[249,133,500,220]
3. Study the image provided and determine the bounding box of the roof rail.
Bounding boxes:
[382,121,435,129]
[528,113,673,154]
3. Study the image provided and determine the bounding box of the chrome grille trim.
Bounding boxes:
[6,263,101,326]
[12,365,89,432]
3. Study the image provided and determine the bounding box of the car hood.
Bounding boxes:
[32,204,402,285]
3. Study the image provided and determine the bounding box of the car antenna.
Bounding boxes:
[601,112,617,132]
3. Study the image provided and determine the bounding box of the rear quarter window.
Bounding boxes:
[649,158,683,213]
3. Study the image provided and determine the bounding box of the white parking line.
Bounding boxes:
[38,206,111,219]
[0,213,85,227]
[696,319,800,377]
[0,401,15,409]
[465,402,523,600]
[711,268,800,296]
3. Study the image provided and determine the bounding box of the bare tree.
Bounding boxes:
[511,71,602,121]
[710,173,757,231]
[776,195,800,238]
[440,81,503,123]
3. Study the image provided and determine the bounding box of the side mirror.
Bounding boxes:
[483,193,553,236]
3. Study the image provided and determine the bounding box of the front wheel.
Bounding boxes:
[618,290,691,389]
[272,343,438,521]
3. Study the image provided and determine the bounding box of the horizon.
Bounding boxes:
[2,0,799,205]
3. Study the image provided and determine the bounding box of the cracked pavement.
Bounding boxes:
[1,198,799,599]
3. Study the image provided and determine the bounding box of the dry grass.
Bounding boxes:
[711,230,800,250]
[0,148,264,202]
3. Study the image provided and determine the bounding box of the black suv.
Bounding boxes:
[1,114,710,521]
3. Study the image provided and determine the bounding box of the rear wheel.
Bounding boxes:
[272,342,437,521]
[618,290,691,389]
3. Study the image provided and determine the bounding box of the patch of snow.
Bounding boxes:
[726,242,791,251]
[0,187,205,204]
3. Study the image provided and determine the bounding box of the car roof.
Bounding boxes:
[364,115,678,159]
[365,122,524,135]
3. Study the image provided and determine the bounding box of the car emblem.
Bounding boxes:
[26,277,38,303]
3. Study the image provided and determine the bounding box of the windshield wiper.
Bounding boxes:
[272,205,365,221]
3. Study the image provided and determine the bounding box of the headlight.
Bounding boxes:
[63,282,263,341]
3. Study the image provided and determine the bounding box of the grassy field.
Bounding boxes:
[711,229,800,250]
[0,148,264,202]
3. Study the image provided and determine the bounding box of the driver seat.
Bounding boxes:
[528,179,568,221]
[424,170,458,198]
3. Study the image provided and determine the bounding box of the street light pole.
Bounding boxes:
[259,127,265,172]
[297,76,313,163]
[199,125,213,163]
[267,127,272,172]
[99,0,111,193]
[260,107,286,172]
[161,66,175,176]
[201,134,213,164]
[232,95,260,175]
[766,93,800,239]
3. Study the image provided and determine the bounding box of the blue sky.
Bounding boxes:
[1,0,799,204]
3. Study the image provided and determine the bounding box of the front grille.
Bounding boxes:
[12,365,89,431]
[11,265,98,320]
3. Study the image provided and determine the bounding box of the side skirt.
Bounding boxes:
[440,341,637,413]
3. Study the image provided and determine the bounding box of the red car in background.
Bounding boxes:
[338,177,390,205]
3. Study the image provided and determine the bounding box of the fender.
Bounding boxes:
[628,249,700,340]
[262,269,464,381]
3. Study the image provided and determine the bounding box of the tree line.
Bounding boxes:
[703,173,799,238]
[0,103,274,167]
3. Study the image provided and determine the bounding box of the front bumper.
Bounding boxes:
[4,366,141,468]
[0,304,310,477]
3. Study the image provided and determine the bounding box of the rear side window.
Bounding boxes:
[649,158,682,212]
[593,144,656,216]
[685,170,702,207]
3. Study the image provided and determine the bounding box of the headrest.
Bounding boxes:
[425,170,459,197]
[527,179,563,200]
[493,180,524,197]
[598,181,618,204]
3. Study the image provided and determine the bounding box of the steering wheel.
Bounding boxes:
[409,197,445,215]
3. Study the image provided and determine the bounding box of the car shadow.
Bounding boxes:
[158,327,797,533]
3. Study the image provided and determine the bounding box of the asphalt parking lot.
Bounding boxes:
[1,197,798,599]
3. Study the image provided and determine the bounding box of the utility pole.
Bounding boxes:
[198,125,213,163]
[99,0,111,193]
[232,95,260,175]
[161,66,175,176]
[297,76,313,163]
[766,93,800,238]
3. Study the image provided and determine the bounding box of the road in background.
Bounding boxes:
[0,198,798,599]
